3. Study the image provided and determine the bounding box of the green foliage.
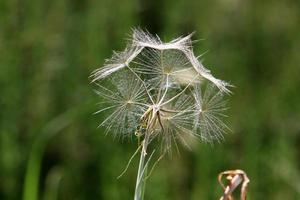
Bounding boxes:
[1,0,300,199]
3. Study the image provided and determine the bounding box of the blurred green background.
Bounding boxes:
[1,0,300,199]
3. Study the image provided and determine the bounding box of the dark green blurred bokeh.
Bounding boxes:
[1,0,300,199]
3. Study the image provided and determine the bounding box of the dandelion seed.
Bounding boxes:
[94,70,150,137]
[131,48,201,90]
[91,45,143,82]
[132,28,193,51]
[193,84,230,142]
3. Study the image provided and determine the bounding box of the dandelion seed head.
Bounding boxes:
[92,28,231,152]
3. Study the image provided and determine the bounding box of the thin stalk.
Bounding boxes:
[22,102,90,200]
[158,75,169,105]
[23,111,73,200]
[134,136,149,200]
[161,74,199,106]
[126,64,155,104]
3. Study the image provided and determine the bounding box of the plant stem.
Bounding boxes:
[134,136,149,200]
[23,111,72,200]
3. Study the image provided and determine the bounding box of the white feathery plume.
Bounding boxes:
[184,50,232,93]
[192,84,230,142]
[94,70,150,137]
[91,44,144,82]
[91,28,231,93]
[132,28,193,51]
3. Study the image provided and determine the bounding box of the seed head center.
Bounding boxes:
[163,66,172,74]
[127,100,133,104]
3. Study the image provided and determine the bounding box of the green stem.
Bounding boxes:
[22,105,85,200]
[134,136,149,200]
[22,112,72,200]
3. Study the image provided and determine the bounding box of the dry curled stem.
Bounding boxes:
[218,169,250,200]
